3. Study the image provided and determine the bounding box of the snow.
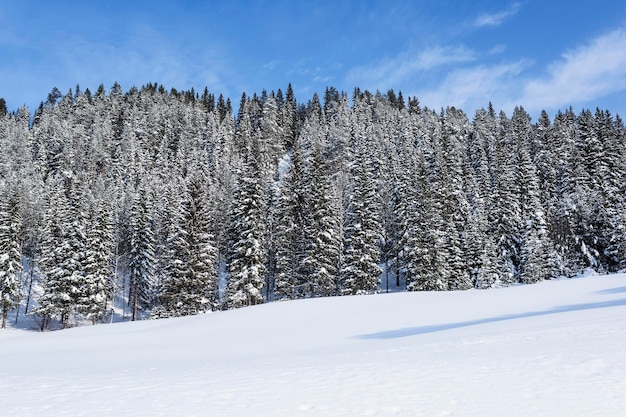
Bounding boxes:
[1,274,626,416]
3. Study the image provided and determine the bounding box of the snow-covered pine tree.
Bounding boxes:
[487,110,523,285]
[156,167,218,316]
[390,139,414,288]
[259,92,285,178]
[607,114,626,269]
[303,144,341,297]
[509,107,560,283]
[82,197,115,324]
[593,109,626,271]
[402,146,447,291]
[36,175,88,329]
[128,185,157,320]
[544,108,580,276]
[282,83,298,150]
[206,110,239,263]
[226,147,267,308]
[465,111,495,288]
[341,122,382,295]
[0,187,23,329]
[439,107,472,290]
[568,109,605,270]
[273,147,307,300]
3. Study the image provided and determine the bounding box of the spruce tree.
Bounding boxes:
[36,176,88,329]
[0,189,23,328]
[341,139,382,295]
[128,186,157,321]
[156,169,218,316]
[403,148,447,291]
[273,149,307,300]
[226,150,267,308]
[82,199,115,323]
[303,145,341,297]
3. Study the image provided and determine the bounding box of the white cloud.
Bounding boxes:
[474,3,521,28]
[488,44,507,55]
[52,24,232,97]
[393,27,626,117]
[313,75,334,83]
[262,60,280,71]
[344,46,476,90]
[513,27,626,113]
[416,60,530,112]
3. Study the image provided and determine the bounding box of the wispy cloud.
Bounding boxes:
[0,21,237,111]
[474,3,521,28]
[53,24,231,96]
[488,44,507,55]
[512,27,626,113]
[262,60,280,71]
[411,26,626,117]
[344,46,477,90]
[416,60,530,112]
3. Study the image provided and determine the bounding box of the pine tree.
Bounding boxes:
[341,139,382,295]
[488,110,523,285]
[569,109,604,270]
[282,83,298,149]
[156,169,218,316]
[508,107,559,283]
[303,145,341,297]
[546,108,579,276]
[609,114,626,269]
[403,148,447,291]
[128,186,157,320]
[439,107,472,290]
[226,151,267,308]
[36,176,88,329]
[259,93,285,176]
[0,189,23,329]
[273,149,307,300]
[593,109,626,271]
[81,199,115,323]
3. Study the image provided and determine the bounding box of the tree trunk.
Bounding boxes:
[395,248,400,287]
[385,259,389,293]
[25,257,35,314]
[131,283,138,321]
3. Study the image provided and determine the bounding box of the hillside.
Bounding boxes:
[1,273,625,416]
[2,88,626,326]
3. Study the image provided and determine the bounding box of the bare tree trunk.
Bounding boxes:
[114,227,125,321]
[131,282,137,321]
[385,258,389,293]
[122,271,127,320]
[395,248,401,287]
[24,258,35,314]
[40,314,48,332]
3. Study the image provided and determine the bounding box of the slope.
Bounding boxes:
[1,274,625,416]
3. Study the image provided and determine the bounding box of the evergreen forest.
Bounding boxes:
[0,83,624,330]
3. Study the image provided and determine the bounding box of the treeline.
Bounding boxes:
[0,82,624,329]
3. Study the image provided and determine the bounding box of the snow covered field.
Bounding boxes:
[1,274,625,417]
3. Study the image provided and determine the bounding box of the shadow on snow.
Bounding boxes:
[595,286,626,295]
[355,297,626,340]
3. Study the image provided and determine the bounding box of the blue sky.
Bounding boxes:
[2,0,626,120]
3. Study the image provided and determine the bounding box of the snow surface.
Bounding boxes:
[1,274,625,417]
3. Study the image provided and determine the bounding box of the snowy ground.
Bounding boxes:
[1,274,625,417]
